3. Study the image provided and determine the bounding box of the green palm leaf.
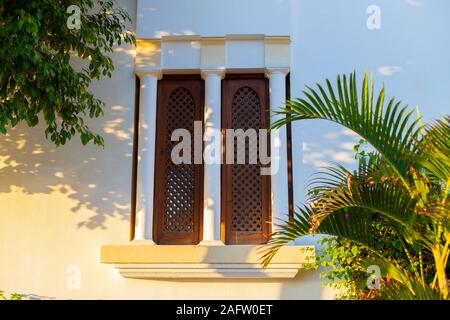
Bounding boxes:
[262,206,377,268]
[309,163,431,244]
[272,72,423,189]
[265,72,449,299]
[416,116,450,183]
[378,280,447,300]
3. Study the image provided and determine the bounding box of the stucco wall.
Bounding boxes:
[1,0,449,300]
[0,0,331,300]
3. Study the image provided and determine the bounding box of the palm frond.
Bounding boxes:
[416,116,450,183]
[262,206,377,267]
[266,72,449,299]
[272,72,423,188]
[308,163,427,245]
[378,280,446,300]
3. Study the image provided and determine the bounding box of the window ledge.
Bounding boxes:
[100,243,314,279]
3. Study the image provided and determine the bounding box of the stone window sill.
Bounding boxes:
[100,243,314,279]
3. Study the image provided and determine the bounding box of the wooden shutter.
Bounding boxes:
[221,75,271,244]
[153,76,204,244]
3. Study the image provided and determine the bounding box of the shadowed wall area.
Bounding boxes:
[0,16,137,297]
[0,71,134,230]
[7,0,448,300]
[0,0,332,300]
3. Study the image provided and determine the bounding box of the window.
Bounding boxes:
[152,74,270,245]
[153,75,204,244]
[102,37,308,279]
[221,75,271,244]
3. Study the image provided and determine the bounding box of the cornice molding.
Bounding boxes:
[135,35,291,73]
[136,35,291,43]
[134,67,162,79]
[265,66,290,78]
[101,244,314,279]
[161,35,201,42]
[264,35,291,44]
[200,68,226,80]
[225,34,265,41]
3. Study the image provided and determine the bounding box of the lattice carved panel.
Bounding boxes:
[162,87,196,233]
[230,86,263,232]
[222,77,270,245]
[153,77,203,245]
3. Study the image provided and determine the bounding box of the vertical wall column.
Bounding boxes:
[200,69,225,245]
[134,69,162,243]
[265,67,290,232]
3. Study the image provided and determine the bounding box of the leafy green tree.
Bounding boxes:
[314,141,440,300]
[264,72,449,300]
[0,290,21,300]
[0,0,135,146]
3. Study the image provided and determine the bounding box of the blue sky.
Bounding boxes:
[289,0,450,202]
[137,0,449,203]
[292,0,450,122]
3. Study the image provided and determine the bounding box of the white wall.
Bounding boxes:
[136,0,290,38]
[0,0,331,299]
[3,0,447,300]
[289,0,450,205]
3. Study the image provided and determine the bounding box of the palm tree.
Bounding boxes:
[264,72,449,299]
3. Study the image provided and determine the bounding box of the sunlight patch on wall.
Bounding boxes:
[103,118,131,141]
[16,138,27,150]
[0,156,18,170]
[54,172,64,178]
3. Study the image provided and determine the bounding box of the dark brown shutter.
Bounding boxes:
[221,75,271,244]
[153,76,204,244]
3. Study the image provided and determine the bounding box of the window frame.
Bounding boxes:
[221,74,272,245]
[153,74,205,245]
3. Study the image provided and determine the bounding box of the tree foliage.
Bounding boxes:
[0,0,135,146]
[264,72,449,300]
[0,290,21,300]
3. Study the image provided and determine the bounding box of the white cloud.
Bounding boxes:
[377,66,402,76]
[340,142,356,150]
[340,128,359,137]
[406,0,423,7]
[323,132,340,140]
[302,142,314,151]
[154,30,170,38]
[332,152,356,164]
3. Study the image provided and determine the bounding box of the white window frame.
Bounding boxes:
[100,35,314,279]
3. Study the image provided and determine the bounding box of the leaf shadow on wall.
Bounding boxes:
[0,110,133,229]
[0,50,137,230]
